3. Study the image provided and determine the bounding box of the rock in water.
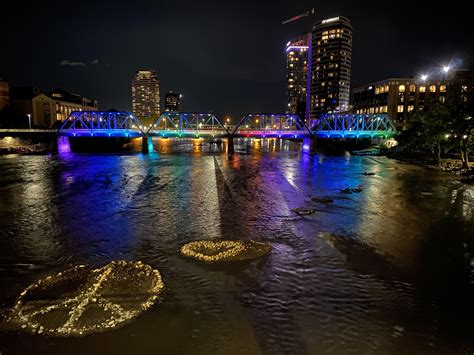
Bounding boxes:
[291,207,316,216]
[6,260,164,337]
[311,197,334,204]
[180,240,271,263]
[341,187,363,194]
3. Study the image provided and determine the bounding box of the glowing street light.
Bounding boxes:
[421,74,428,82]
[443,65,451,74]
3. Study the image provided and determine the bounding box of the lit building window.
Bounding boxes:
[408,105,414,112]
[375,87,380,94]
[430,85,436,93]
[419,86,426,93]
[398,105,404,113]
[440,85,447,93]
[409,85,416,93]
[399,85,406,93]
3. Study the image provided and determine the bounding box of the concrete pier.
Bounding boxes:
[51,133,59,154]
[142,134,150,154]
[227,135,235,155]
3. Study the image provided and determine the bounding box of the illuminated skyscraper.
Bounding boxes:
[131,70,160,120]
[164,92,181,112]
[309,16,352,117]
[286,34,310,122]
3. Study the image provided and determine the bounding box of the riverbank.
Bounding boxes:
[385,149,474,183]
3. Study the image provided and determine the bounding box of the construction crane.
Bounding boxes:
[282,8,315,25]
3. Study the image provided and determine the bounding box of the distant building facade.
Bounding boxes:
[309,16,353,118]
[32,89,98,126]
[164,92,181,112]
[286,34,310,122]
[0,80,9,110]
[9,87,97,127]
[352,78,449,130]
[131,70,160,120]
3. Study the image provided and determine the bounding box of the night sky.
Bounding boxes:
[2,0,473,120]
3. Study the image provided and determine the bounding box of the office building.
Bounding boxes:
[131,70,161,120]
[286,34,310,121]
[352,78,449,130]
[165,92,181,112]
[309,16,353,118]
[9,87,97,127]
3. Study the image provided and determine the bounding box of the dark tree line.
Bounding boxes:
[0,105,30,129]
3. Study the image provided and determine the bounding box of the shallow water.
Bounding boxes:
[0,137,473,354]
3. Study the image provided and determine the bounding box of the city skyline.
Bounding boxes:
[2,0,472,120]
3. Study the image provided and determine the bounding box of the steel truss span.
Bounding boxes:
[232,113,311,138]
[58,111,145,137]
[311,114,397,139]
[147,112,230,138]
[57,111,397,140]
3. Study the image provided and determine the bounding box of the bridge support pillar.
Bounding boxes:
[142,134,150,154]
[51,133,59,154]
[302,137,317,154]
[227,135,234,155]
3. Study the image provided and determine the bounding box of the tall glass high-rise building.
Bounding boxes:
[286,34,310,122]
[131,70,160,120]
[309,16,352,118]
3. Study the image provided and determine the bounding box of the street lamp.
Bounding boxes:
[27,114,31,129]
[421,74,428,82]
[443,65,450,74]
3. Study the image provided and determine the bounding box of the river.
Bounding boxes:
[0,137,473,354]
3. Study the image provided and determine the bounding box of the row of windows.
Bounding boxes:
[374,84,447,94]
[356,106,388,114]
[322,29,344,35]
[397,105,415,113]
[398,84,446,93]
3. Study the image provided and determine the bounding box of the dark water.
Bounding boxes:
[0,137,473,354]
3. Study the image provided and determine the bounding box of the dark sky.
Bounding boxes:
[2,0,473,120]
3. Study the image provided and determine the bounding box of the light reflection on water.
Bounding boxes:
[0,138,473,354]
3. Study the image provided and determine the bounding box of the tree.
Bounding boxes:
[403,103,451,163]
[445,71,474,168]
[0,105,29,128]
